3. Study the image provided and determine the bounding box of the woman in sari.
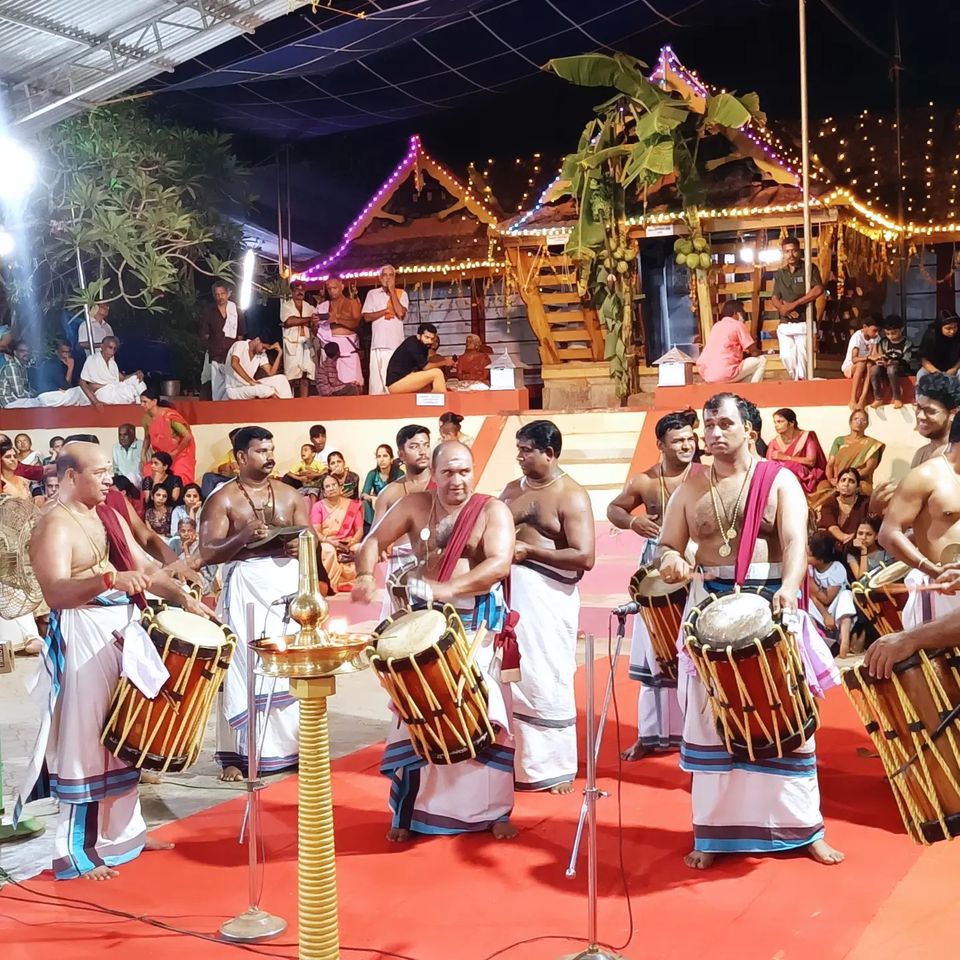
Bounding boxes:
[767,407,827,495]
[817,467,871,550]
[325,450,360,500]
[0,441,33,499]
[360,443,404,534]
[141,387,197,484]
[310,474,363,593]
[814,409,885,506]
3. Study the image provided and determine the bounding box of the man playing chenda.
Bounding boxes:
[657,393,843,870]
[20,441,210,879]
[200,426,309,781]
[353,442,518,842]
[607,411,698,761]
[500,420,594,795]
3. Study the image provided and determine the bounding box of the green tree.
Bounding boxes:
[544,53,763,396]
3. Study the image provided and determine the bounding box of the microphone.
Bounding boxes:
[611,601,639,617]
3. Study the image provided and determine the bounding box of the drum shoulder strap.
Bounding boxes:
[436,494,491,583]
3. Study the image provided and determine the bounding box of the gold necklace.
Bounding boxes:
[709,461,755,558]
[658,461,692,518]
[521,470,565,490]
[56,500,109,569]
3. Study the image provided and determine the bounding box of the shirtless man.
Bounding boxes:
[317,276,363,390]
[500,420,595,794]
[371,423,433,617]
[353,442,517,841]
[658,393,843,870]
[871,373,960,512]
[607,411,698,760]
[200,426,310,781]
[22,442,206,879]
[878,412,960,626]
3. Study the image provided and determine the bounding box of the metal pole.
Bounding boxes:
[893,4,907,320]
[74,246,95,355]
[799,0,815,379]
[276,153,285,278]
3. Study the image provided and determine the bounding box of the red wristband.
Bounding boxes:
[103,571,116,590]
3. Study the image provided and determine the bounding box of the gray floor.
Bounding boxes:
[0,625,391,884]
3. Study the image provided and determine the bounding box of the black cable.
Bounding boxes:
[817,0,891,60]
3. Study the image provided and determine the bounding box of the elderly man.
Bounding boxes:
[279,280,317,398]
[80,303,114,356]
[224,336,293,400]
[0,339,35,407]
[362,265,409,395]
[199,281,246,401]
[111,424,143,488]
[385,323,448,394]
[317,276,363,389]
[454,334,492,384]
[80,337,145,407]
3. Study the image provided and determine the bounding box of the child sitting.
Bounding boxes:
[842,313,881,410]
[845,515,891,580]
[869,315,918,409]
[807,531,858,658]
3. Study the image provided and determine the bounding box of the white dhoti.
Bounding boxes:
[677,563,839,854]
[903,567,960,628]
[627,541,683,752]
[38,386,89,407]
[808,586,857,632]
[317,328,362,386]
[368,348,392,396]
[16,601,147,879]
[378,541,416,623]
[380,593,514,835]
[510,562,580,791]
[217,558,300,773]
[225,375,293,400]
[211,361,227,401]
[0,612,41,652]
[94,379,146,405]
[283,336,316,381]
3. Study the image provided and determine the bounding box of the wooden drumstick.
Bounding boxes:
[873,583,955,596]
[456,622,488,700]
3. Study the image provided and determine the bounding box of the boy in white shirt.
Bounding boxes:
[807,532,857,659]
[361,264,408,395]
[842,314,880,410]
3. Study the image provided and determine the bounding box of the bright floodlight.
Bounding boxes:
[239,248,255,310]
[758,247,783,265]
[0,138,36,202]
[738,246,755,264]
[0,230,13,257]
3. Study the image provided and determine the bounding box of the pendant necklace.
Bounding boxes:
[709,461,754,558]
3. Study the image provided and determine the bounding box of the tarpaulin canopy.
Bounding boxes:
[148,0,707,139]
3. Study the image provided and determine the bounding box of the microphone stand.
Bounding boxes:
[220,603,287,942]
[561,618,633,960]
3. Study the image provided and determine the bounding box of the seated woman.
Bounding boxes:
[325,450,360,499]
[360,443,403,535]
[144,485,173,538]
[170,482,204,531]
[812,408,885,506]
[918,310,960,380]
[807,532,858,658]
[309,474,363,593]
[437,411,474,447]
[767,407,826,495]
[817,467,870,551]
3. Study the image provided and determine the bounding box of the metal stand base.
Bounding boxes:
[0,817,44,844]
[563,949,629,960]
[219,907,288,942]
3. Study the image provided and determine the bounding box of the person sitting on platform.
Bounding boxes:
[807,531,858,659]
[870,315,917,409]
[696,300,767,384]
[819,408,884,503]
[284,443,326,496]
[453,333,492,385]
[111,424,143,489]
[79,302,113,356]
[80,337,146,407]
[918,310,960,382]
[360,443,403,535]
[144,485,172,538]
[14,432,42,467]
[385,323,447,395]
[817,467,870,551]
[200,428,240,500]
[767,407,826,496]
[316,341,362,397]
[842,313,880,410]
[224,336,293,400]
[325,450,360,499]
[438,411,473,446]
[170,483,203,532]
[846,516,890,580]
[310,473,363,593]
[0,339,35,407]
[141,450,182,506]
[32,341,88,408]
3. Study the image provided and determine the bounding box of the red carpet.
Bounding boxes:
[3,662,958,960]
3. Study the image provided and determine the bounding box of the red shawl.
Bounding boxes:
[96,502,147,609]
[435,494,520,681]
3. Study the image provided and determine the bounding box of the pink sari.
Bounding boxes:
[310,498,363,592]
[146,407,196,484]
[769,430,826,495]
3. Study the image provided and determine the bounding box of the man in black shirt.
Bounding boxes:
[33,341,76,392]
[385,322,449,394]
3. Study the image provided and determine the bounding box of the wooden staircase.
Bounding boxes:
[507,247,604,364]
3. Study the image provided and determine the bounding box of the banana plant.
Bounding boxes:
[544,52,764,395]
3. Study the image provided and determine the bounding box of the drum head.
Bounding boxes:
[630,565,684,601]
[696,592,774,648]
[153,608,229,647]
[867,561,911,589]
[376,608,447,659]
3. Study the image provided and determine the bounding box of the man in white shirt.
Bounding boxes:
[280,280,317,398]
[81,302,114,356]
[79,337,146,406]
[112,423,143,488]
[362,264,408,395]
[224,337,293,399]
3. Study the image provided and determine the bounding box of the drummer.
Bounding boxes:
[606,411,698,760]
[500,420,595,794]
[21,442,208,879]
[657,392,844,870]
[878,412,960,628]
[352,441,518,842]
[199,426,310,782]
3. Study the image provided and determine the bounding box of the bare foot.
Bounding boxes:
[386,827,413,842]
[684,849,716,870]
[83,865,120,881]
[893,400,903,409]
[621,740,652,762]
[549,781,574,795]
[140,770,162,785]
[218,765,245,782]
[807,838,845,865]
[492,820,519,840]
[145,835,175,852]
[869,400,882,409]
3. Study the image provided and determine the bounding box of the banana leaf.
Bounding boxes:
[705,92,751,130]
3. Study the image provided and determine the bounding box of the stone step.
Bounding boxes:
[564,461,630,487]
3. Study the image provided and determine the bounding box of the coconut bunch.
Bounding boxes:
[674,236,712,271]
[600,239,638,276]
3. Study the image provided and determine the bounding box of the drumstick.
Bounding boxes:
[456,622,488,700]
[871,583,955,596]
